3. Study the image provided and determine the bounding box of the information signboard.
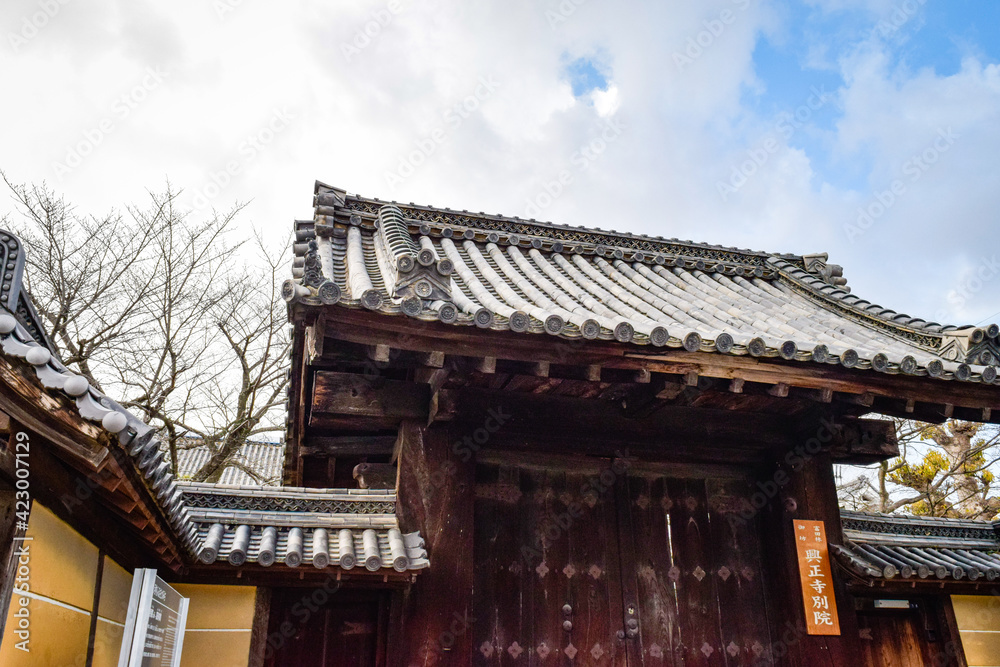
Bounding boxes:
[117,568,190,667]
[793,519,841,635]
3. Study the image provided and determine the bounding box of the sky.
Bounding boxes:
[1,0,998,329]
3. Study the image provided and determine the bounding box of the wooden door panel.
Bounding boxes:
[619,474,682,666]
[705,479,773,667]
[474,463,627,666]
[664,477,726,667]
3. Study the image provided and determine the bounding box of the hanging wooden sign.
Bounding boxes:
[793,519,841,636]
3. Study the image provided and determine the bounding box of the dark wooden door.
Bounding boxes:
[857,600,960,666]
[618,472,772,666]
[264,589,388,666]
[473,461,773,667]
[474,461,628,665]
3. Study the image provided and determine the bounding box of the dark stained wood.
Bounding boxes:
[0,356,108,468]
[392,423,475,666]
[248,586,272,667]
[85,550,106,667]
[619,473,682,666]
[264,589,389,666]
[855,597,960,667]
[757,451,863,666]
[305,307,1000,420]
[300,435,397,457]
[667,477,725,666]
[706,478,773,666]
[474,461,626,666]
[312,372,429,420]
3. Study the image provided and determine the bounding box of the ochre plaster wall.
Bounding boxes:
[173,584,256,667]
[952,594,1000,666]
[0,504,258,667]
[0,503,98,666]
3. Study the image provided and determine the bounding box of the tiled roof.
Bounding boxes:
[282,183,1000,386]
[181,482,429,571]
[0,227,427,576]
[836,510,1000,582]
[170,440,285,486]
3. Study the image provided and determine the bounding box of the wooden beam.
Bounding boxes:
[813,387,833,403]
[301,435,397,457]
[634,368,651,384]
[839,391,874,407]
[414,367,450,394]
[586,364,602,382]
[943,403,954,419]
[311,372,428,421]
[366,344,391,363]
[306,318,325,362]
[427,390,458,425]
[728,378,745,394]
[312,308,1000,419]
[473,356,496,374]
[684,371,699,386]
[532,361,550,378]
[655,382,685,400]
[768,382,789,398]
[417,351,445,368]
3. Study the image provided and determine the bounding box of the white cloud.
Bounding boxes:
[0,0,996,329]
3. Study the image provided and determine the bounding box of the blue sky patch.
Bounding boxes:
[562,55,610,97]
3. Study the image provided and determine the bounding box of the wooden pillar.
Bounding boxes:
[758,440,862,666]
[247,587,272,667]
[391,420,475,666]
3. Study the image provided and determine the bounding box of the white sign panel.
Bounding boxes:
[117,569,189,667]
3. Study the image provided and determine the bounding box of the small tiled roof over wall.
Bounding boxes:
[835,510,1000,582]
[168,439,286,486]
[0,226,428,577]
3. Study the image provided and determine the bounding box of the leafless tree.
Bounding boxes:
[2,174,290,483]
